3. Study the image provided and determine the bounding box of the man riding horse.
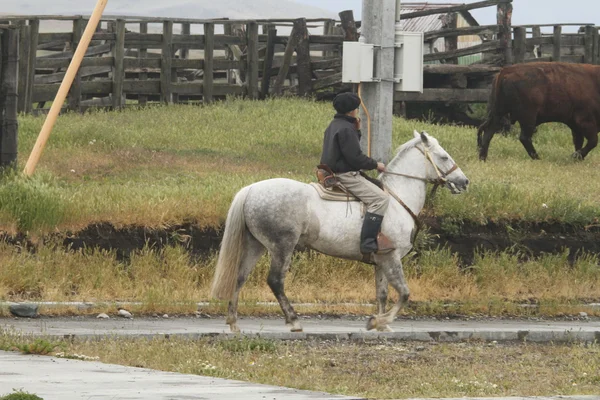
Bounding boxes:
[320,92,394,256]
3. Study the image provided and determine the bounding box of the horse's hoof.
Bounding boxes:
[572,151,584,160]
[366,316,378,331]
[287,321,303,332]
[376,324,393,332]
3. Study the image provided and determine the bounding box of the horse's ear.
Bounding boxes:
[413,130,420,139]
[419,131,430,146]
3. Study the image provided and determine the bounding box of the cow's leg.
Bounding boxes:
[478,121,501,161]
[576,127,598,160]
[518,122,540,160]
[571,129,585,159]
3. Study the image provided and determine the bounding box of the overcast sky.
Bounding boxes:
[297,0,597,32]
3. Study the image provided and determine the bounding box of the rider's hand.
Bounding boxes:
[377,162,386,172]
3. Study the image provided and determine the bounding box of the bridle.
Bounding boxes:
[381,145,460,244]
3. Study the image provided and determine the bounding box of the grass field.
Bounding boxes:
[1,333,598,399]
[3,97,600,233]
[1,98,599,314]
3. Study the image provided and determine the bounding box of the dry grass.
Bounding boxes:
[1,333,598,399]
[0,243,598,317]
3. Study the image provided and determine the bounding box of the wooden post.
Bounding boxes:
[592,26,600,65]
[497,2,513,65]
[584,25,595,64]
[138,22,148,106]
[224,22,235,85]
[260,28,277,99]
[24,0,108,177]
[273,23,301,96]
[339,10,358,42]
[0,27,19,168]
[442,12,458,64]
[161,20,173,104]
[17,23,30,113]
[553,25,562,62]
[112,19,125,110]
[203,22,214,103]
[180,22,190,60]
[246,21,259,100]
[25,19,39,113]
[513,26,526,63]
[295,18,313,96]
[68,17,85,112]
[532,26,541,59]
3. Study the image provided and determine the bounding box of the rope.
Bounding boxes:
[357,83,372,157]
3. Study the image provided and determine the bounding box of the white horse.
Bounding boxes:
[211,131,469,332]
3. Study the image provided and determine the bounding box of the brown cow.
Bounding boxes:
[477,62,600,161]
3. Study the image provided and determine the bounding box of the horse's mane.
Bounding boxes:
[384,137,422,169]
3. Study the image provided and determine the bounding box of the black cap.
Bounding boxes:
[333,92,361,114]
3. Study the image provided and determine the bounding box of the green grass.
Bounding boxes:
[2,97,599,233]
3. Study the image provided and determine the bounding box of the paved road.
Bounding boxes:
[2,316,599,342]
[0,350,361,400]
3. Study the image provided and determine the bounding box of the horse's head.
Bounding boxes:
[413,130,469,194]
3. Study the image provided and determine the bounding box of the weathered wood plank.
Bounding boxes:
[68,18,85,112]
[36,56,114,69]
[401,0,512,20]
[273,23,301,96]
[312,72,342,91]
[35,66,112,84]
[338,10,358,42]
[423,64,501,74]
[424,41,502,62]
[424,25,500,42]
[180,22,190,59]
[584,25,595,64]
[393,88,490,103]
[261,28,277,98]
[38,32,72,44]
[112,19,126,109]
[17,24,30,113]
[38,43,111,59]
[171,82,245,96]
[26,19,39,113]
[442,12,458,64]
[513,26,526,63]
[203,22,214,103]
[246,21,259,99]
[309,35,344,44]
[497,2,513,65]
[295,18,313,96]
[553,25,562,62]
[0,28,20,167]
[138,22,148,106]
[161,21,173,104]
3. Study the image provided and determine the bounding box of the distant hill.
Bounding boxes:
[0,0,335,19]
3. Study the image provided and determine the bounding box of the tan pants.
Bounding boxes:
[336,171,389,216]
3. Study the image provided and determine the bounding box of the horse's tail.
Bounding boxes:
[211,186,251,301]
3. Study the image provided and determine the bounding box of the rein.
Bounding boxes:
[381,145,459,244]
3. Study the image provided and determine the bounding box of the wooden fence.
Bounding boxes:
[0,25,19,167]
[2,0,600,116]
[0,15,350,114]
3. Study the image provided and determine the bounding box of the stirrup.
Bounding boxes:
[376,233,395,254]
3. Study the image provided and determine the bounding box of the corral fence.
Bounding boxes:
[0,0,599,119]
[0,25,19,167]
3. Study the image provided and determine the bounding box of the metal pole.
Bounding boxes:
[359,0,397,163]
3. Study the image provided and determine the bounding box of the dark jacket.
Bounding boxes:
[320,114,378,173]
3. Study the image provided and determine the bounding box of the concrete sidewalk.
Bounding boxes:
[0,350,361,400]
[1,316,599,342]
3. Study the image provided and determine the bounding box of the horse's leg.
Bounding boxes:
[227,233,265,333]
[374,266,392,332]
[267,246,303,332]
[367,253,409,331]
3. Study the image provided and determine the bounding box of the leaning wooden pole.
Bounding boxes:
[23,0,108,176]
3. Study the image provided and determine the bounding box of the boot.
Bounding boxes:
[360,212,395,255]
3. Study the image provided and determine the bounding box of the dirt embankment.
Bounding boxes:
[4,219,599,265]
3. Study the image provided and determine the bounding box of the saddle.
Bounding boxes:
[314,164,357,201]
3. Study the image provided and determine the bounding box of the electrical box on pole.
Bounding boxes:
[341,31,423,93]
